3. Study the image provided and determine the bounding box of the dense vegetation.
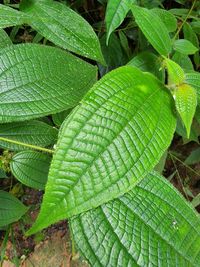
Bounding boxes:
[0,0,200,266]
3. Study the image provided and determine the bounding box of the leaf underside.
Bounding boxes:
[27,66,176,235]
[71,172,200,267]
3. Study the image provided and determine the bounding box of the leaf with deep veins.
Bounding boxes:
[71,172,200,267]
[27,66,176,235]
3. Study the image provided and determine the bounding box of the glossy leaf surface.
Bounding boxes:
[185,72,200,103]
[0,44,96,123]
[132,5,172,56]
[11,151,51,190]
[20,0,104,63]
[71,172,200,267]
[27,66,176,234]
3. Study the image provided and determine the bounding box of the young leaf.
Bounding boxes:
[185,72,200,104]
[0,191,28,227]
[0,4,29,28]
[174,84,197,138]
[71,172,200,267]
[27,66,176,235]
[0,29,12,50]
[0,44,97,123]
[174,39,199,55]
[20,0,104,63]
[131,5,172,56]
[0,120,58,151]
[10,151,51,190]
[105,0,133,44]
[152,8,177,32]
[163,57,185,86]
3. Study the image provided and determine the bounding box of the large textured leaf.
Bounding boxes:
[174,84,197,138]
[0,44,96,123]
[27,66,176,235]
[0,120,58,151]
[185,72,200,104]
[71,172,200,267]
[0,191,28,227]
[105,0,134,44]
[20,0,104,63]
[0,29,12,49]
[152,8,177,32]
[10,151,51,190]
[163,57,185,86]
[0,4,28,28]
[131,5,172,56]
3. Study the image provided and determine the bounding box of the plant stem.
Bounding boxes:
[0,137,54,154]
[172,0,197,41]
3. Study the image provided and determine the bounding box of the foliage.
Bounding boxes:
[0,0,200,266]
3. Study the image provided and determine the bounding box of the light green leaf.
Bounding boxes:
[152,8,177,32]
[71,172,200,267]
[131,5,172,56]
[10,151,51,190]
[174,39,199,55]
[0,191,28,227]
[0,120,58,151]
[20,0,104,63]
[0,29,12,50]
[128,51,164,81]
[174,84,197,138]
[163,57,185,86]
[27,66,176,235]
[185,72,200,104]
[0,44,97,123]
[0,4,29,28]
[105,0,133,44]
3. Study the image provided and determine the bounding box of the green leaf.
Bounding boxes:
[10,151,51,190]
[0,191,28,227]
[27,66,176,235]
[172,52,194,72]
[0,120,58,151]
[131,5,172,56]
[0,4,28,28]
[174,39,199,55]
[185,147,200,165]
[163,57,185,86]
[128,51,164,81]
[0,169,7,179]
[0,29,12,50]
[71,172,200,267]
[174,84,197,138]
[20,0,104,63]
[52,109,71,127]
[185,72,200,104]
[105,0,133,44]
[152,8,177,32]
[0,44,97,123]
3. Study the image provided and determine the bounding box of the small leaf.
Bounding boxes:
[10,151,51,190]
[163,57,185,86]
[172,52,194,72]
[105,0,133,44]
[185,72,200,104]
[174,84,197,138]
[20,0,104,63]
[185,147,200,165]
[0,4,29,28]
[71,172,200,267]
[128,51,164,81]
[0,191,28,227]
[174,39,199,55]
[52,110,71,127]
[27,66,176,235]
[152,8,177,32]
[0,120,58,151]
[0,29,12,50]
[131,5,172,56]
[0,44,97,123]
